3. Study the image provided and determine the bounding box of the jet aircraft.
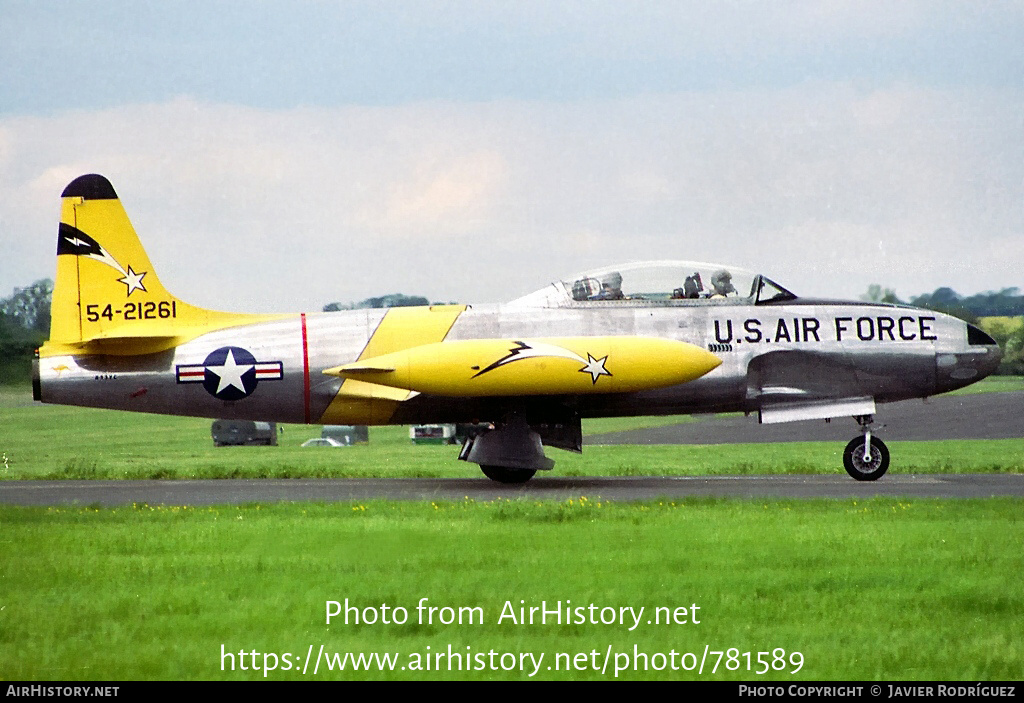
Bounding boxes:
[34,175,1002,482]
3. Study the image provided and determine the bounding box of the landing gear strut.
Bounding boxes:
[843,415,889,481]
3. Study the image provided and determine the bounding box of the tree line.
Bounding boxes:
[0,279,51,384]
[322,293,430,311]
[862,284,1024,319]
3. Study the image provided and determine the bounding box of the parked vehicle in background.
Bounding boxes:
[410,424,456,444]
[322,425,369,445]
[211,420,278,446]
[300,437,348,448]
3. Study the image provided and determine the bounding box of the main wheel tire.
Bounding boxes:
[480,465,537,484]
[843,436,890,481]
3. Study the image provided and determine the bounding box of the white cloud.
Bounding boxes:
[1,86,1021,313]
[361,149,507,234]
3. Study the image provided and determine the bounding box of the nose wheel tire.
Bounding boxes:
[480,466,537,484]
[843,436,890,481]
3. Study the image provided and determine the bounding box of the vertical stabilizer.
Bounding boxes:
[45,174,282,355]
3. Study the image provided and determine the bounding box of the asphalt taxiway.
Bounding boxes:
[2,474,1023,506]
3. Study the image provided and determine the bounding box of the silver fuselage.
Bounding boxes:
[35,299,1001,427]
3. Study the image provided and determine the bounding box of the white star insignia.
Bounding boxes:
[579,353,612,384]
[207,349,254,395]
[118,266,147,296]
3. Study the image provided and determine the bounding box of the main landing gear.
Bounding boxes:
[460,411,581,483]
[843,414,889,481]
[458,416,553,484]
[480,466,538,484]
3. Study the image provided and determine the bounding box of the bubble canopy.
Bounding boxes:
[507,261,797,308]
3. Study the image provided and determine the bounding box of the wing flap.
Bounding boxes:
[759,397,876,424]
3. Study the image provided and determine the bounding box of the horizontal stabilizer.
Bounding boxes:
[70,330,183,355]
[87,330,180,341]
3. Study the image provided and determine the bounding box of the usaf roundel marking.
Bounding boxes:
[176,346,283,401]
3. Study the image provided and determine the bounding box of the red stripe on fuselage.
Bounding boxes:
[301,313,310,423]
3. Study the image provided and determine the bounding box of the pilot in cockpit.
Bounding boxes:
[571,277,601,301]
[591,271,624,300]
[672,272,704,299]
[708,269,736,298]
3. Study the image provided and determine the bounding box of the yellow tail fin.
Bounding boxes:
[46,174,281,355]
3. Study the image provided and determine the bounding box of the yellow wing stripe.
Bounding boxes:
[357,305,469,360]
[318,305,467,424]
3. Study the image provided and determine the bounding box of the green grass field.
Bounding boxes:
[1,381,1022,681]
[3,498,1022,680]
[946,374,1024,395]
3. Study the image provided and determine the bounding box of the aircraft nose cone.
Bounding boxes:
[967,324,1004,378]
[934,324,1003,393]
[979,339,1003,376]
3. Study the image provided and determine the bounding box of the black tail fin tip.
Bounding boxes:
[61,174,118,200]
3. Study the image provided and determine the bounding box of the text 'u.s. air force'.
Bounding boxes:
[712,315,938,345]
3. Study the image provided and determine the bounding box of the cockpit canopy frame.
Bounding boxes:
[507,260,796,308]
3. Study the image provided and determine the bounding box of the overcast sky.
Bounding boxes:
[2,1,1022,312]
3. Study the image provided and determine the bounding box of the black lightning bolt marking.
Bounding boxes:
[472,341,532,378]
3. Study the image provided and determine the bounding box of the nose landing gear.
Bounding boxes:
[843,415,889,481]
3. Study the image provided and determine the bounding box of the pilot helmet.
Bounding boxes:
[601,271,623,289]
[711,269,735,293]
